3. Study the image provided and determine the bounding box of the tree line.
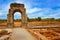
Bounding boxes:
[0,17,60,22]
[27,17,60,22]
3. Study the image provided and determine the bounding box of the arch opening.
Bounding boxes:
[14,12,22,27]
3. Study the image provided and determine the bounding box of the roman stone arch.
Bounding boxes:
[7,3,27,27]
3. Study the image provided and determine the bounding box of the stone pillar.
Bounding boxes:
[22,8,28,28]
[7,9,14,27]
[7,14,10,27]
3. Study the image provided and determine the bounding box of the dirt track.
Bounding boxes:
[9,28,37,40]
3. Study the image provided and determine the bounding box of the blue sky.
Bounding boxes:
[0,0,60,19]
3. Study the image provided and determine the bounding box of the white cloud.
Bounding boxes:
[0,12,2,15]
[26,8,42,14]
[0,11,6,16]
[42,9,60,18]
[14,12,21,15]
[27,7,60,18]
[14,0,31,9]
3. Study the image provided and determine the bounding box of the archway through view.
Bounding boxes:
[14,12,22,27]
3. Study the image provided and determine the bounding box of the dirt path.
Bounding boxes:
[9,28,37,40]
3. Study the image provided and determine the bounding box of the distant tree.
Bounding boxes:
[14,19,21,21]
[56,18,60,21]
[37,17,41,21]
[27,17,30,21]
[27,17,42,21]
[49,18,55,21]
[42,18,55,21]
[0,19,7,22]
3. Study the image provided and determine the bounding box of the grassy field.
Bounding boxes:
[0,21,60,27]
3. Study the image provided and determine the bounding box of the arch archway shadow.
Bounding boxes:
[7,3,27,28]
